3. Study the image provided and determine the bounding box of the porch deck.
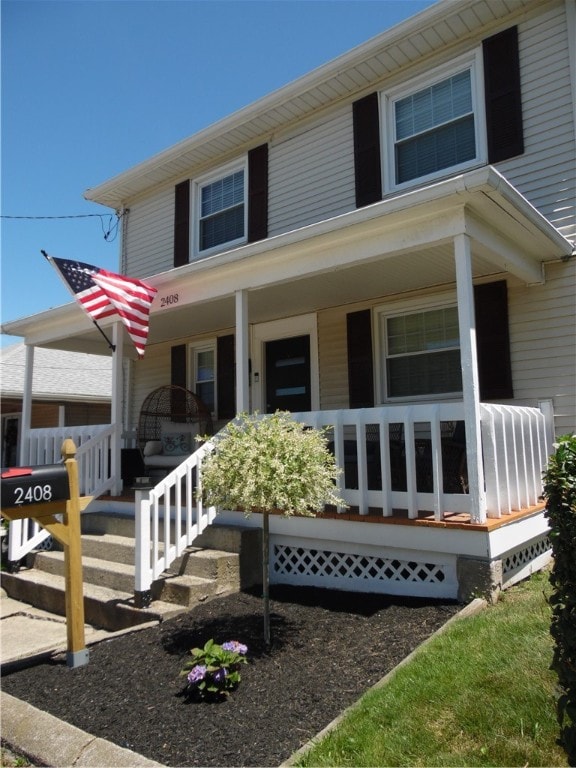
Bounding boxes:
[100,487,546,533]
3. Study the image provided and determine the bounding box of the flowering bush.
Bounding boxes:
[198,410,345,516]
[197,411,347,647]
[180,639,248,701]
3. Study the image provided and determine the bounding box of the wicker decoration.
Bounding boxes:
[137,385,213,455]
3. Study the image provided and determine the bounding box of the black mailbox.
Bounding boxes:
[1,465,70,509]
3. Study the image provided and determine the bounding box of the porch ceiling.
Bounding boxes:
[3,167,572,358]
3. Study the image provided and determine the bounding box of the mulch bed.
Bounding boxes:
[2,585,460,767]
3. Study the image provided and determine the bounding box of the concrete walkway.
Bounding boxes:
[0,588,164,767]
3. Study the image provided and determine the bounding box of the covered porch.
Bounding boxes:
[7,397,553,603]
[3,167,567,601]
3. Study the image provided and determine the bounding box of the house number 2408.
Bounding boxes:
[13,484,54,505]
[160,293,179,308]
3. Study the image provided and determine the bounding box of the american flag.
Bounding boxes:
[45,255,157,358]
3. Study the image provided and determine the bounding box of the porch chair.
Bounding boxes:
[137,385,213,472]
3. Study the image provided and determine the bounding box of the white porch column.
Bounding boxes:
[111,322,124,495]
[454,233,487,523]
[235,289,250,413]
[19,344,34,465]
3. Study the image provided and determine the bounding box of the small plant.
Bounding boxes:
[180,639,248,701]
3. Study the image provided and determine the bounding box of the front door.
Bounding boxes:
[265,335,311,413]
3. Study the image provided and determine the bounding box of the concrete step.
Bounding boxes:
[152,572,229,607]
[0,568,186,631]
[80,532,137,565]
[169,547,240,586]
[27,550,136,594]
[82,511,137,538]
[4,514,260,631]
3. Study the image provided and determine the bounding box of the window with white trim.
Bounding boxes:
[384,54,485,190]
[190,342,216,414]
[380,306,462,399]
[195,162,247,255]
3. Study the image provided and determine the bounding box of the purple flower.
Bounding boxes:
[187,664,207,684]
[222,641,248,655]
[213,667,228,683]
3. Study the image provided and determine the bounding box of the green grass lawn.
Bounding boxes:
[294,570,567,767]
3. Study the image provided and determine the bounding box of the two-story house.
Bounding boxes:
[2,0,574,611]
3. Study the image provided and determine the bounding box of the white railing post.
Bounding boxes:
[110,323,124,496]
[455,233,486,523]
[538,399,555,454]
[134,489,152,607]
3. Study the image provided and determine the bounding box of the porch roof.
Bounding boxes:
[2,167,572,358]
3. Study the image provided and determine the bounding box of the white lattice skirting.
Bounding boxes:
[272,541,456,599]
[501,534,552,588]
[271,532,553,600]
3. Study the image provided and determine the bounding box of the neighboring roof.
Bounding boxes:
[84,0,547,210]
[0,342,112,402]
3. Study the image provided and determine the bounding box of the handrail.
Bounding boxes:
[134,441,217,602]
[7,424,116,564]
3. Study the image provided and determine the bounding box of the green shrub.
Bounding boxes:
[544,433,576,765]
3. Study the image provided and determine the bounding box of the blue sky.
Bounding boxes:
[1,0,436,347]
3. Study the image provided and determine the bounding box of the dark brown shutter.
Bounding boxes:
[347,309,374,408]
[217,334,235,419]
[170,344,187,421]
[174,180,190,267]
[483,26,524,164]
[474,281,513,400]
[171,344,187,389]
[248,144,268,243]
[353,93,382,208]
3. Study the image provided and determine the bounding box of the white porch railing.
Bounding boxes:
[291,403,470,519]
[481,403,551,516]
[7,424,116,563]
[134,441,217,604]
[133,401,552,599]
[5,402,552,596]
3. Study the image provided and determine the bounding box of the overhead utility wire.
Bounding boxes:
[1,211,123,242]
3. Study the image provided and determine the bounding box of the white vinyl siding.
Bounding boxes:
[497,5,575,241]
[124,187,174,277]
[508,260,576,436]
[268,106,355,236]
[128,343,173,431]
[317,307,349,410]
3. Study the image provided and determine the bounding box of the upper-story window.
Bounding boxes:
[384,53,485,191]
[195,161,247,256]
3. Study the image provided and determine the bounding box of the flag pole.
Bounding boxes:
[90,319,116,353]
[41,250,116,353]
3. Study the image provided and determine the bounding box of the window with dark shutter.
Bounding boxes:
[347,309,374,408]
[174,181,190,267]
[474,280,514,400]
[483,26,524,164]
[353,93,382,208]
[217,334,235,419]
[248,144,268,242]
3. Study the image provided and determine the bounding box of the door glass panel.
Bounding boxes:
[265,335,311,413]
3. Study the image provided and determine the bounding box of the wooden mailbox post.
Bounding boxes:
[1,439,91,668]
